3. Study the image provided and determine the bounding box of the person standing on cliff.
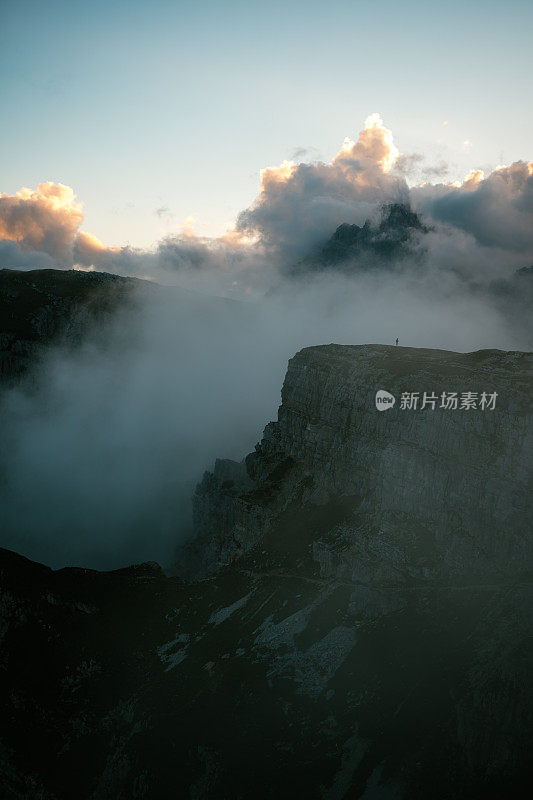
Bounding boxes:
[395,337,399,346]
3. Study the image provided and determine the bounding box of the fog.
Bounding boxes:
[0,112,531,569]
[0,264,523,571]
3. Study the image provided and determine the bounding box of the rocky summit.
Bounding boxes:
[1,344,532,799]
[289,204,428,275]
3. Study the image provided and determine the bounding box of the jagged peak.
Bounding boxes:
[288,202,427,276]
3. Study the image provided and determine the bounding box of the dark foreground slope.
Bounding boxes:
[0,268,149,384]
[0,268,246,392]
[1,345,532,799]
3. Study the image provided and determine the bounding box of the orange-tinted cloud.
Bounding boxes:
[332,113,399,174]
[0,182,84,263]
[235,114,406,259]
[1,116,532,282]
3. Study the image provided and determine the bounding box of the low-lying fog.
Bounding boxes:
[0,266,526,571]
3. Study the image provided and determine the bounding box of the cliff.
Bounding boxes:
[187,344,532,582]
[0,268,246,388]
[1,344,531,799]
[0,268,146,384]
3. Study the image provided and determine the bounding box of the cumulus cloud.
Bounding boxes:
[413,161,533,259]
[234,114,407,260]
[1,114,532,289]
[0,182,83,264]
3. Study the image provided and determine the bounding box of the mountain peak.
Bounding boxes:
[288,202,427,276]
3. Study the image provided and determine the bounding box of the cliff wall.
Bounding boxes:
[1,344,531,799]
[188,344,532,583]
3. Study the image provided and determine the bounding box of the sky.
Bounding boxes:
[1,0,532,569]
[1,0,532,249]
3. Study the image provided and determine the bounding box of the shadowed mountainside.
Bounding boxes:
[0,268,247,390]
[0,269,149,384]
[288,204,428,275]
[1,344,531,799]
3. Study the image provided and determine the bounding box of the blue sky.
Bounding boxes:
[1,0,531,248]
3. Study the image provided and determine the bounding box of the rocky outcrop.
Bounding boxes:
[0,268,147,384]
[188,344,532,583]
[289,204,428,275]
[1,344,531,799]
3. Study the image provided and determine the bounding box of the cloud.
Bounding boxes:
[155,206,171,218]
[394,152,425,176]
[421,162,449,180]
[289,146,323,164]
[75,230,111,259]
[394,154,449,181]
[334,112,400,173]
[0,260,525,571]
[1,114,532,571]
[0,182,83,264]
[0,239,56,270]
[234,114,407,260]
[1,115,532,291]
[413,161,533,258]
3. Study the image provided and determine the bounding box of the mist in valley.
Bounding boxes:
[0,262,524,571]
[1,113,531,570]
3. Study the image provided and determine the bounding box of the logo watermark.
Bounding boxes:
[375,390,498,411]
[375,390,396,411]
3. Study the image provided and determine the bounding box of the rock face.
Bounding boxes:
[188,344,532,582]
[289,204,428,275]
[0,268,147,385]
[1,344,532,799]
[0,268,247,389]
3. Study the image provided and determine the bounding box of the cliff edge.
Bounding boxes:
[185,344,532,582]
[1,344,531,799]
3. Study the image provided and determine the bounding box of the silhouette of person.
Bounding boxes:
[395,337,399,346]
